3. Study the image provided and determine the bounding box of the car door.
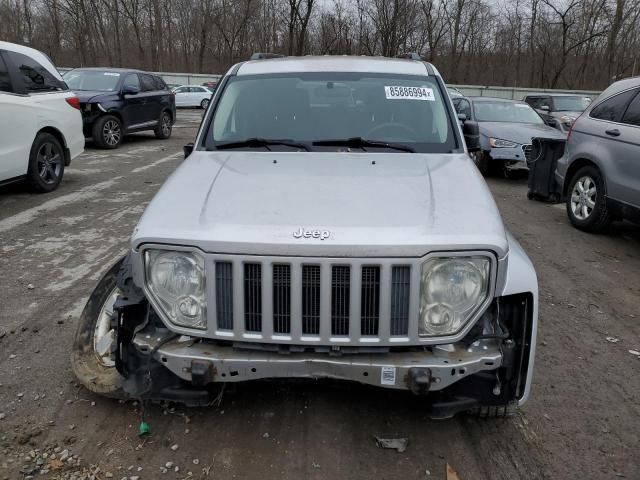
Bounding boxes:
[611,90,640,208]
[139,73,162,124]
[0,50,39,181]
[174,86,189,106]
[120,73,147,129]
[586,87,640,207]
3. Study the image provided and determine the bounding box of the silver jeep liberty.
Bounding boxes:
[72,54,538,419]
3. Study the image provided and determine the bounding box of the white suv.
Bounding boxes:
[0,41,84,192]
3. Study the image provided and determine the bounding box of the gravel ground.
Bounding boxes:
[0,110,638,480]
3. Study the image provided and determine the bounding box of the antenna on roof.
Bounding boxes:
[249,53,286,60]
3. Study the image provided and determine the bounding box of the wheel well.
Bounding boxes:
[38,127,70,165]
[563,158,603,196]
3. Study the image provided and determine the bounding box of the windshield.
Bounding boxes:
[553,96,592,111]
[63,70,121,91]
[474,101,544,124]
[206,72,457,153]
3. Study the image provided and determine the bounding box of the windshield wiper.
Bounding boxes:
[312,137,415,153]
[212,138,311,151]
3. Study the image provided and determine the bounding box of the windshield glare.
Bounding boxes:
[63,70,121,91]
[553,96,592,111]
[208,73,457,153]
[474,101,543,124]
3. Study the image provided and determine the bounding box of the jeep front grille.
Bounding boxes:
[211,256,420,345]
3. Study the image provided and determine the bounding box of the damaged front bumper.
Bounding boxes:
[132,329,502,393]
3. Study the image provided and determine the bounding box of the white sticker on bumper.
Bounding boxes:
[381,366,397,385]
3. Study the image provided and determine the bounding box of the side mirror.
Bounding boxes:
[457,113,467,122]
[122,85,140,95]
[540,105,550,112]
[463,120,480,152]
[183,142,194,159]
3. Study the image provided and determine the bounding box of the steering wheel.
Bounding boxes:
[364,122,417,141]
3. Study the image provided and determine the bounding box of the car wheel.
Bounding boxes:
[70,257,126,398]
[26,132,65,193]
[155,111,172,139]
[93,115,122,149]
[200,98,210,110]
[566,165,611,232]
[471,151,490,176]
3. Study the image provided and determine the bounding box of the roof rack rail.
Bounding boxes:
[250,53,286,61]
[396,52,422,60]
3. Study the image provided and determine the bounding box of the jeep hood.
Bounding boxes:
[132,151,509,257]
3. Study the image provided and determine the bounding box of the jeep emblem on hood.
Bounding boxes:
[293,228,331,240]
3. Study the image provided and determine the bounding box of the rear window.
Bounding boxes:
[140,74,156,92]
[207,72,457,153]
[6,50,66,93]
[153,75,167,90]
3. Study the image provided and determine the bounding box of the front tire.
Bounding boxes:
[155,111,172,139]
[566,165,611,232]
[70,258,126,398]
[93,115,122,149]
[26,132,65,193]
[200,98,210,110]
[471,151,490,176]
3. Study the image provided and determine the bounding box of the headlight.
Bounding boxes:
[489,138,517,148]
[145,250,207,329]
[419,256,491,336]
[559,115,575,127]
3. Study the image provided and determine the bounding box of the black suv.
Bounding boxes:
[63,68,176,149]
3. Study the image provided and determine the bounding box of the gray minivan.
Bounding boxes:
[556,77,640,232]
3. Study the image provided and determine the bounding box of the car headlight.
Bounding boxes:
[489,138,517,148]
[419,256,491,336]
[559,115,575,127]
[145,250,207,329]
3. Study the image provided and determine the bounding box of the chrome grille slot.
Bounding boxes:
[522,144,532,162]
[390,266,411,335]
[244,263,262,332]
[360,266,380,336]
[272,264,291,334]
[215,261,233,330]
[331,265,350,336]
[302,265,320,335]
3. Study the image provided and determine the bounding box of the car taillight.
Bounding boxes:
[66,96,81,110]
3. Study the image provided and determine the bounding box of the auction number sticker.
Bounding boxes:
[385,86,435,101]
[381,366,397,385]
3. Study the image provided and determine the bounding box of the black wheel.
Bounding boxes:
[469,403,518,418]
[471,151,490,176]
[70,257,126,398]
[26,133,65,193]
[93,115,122,149]
[155,111,172,139]
[200,98,210,110]
[566,165,611,232]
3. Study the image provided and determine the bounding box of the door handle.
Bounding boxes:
[605,129,621,137]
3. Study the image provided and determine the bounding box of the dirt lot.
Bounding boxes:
[0,111,638,480]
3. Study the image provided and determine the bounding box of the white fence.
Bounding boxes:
[59,67,600,98]
[451,84,600,100]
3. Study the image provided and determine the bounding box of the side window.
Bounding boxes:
[123,74,140,91]
[5,51,64,93]
[175,87,188,93]
[621,92,640,127]
[525,97,539,109]
[0,53,13,93]
[140,74,156,92]
[590,89,638,122]
[153,76,166,90]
